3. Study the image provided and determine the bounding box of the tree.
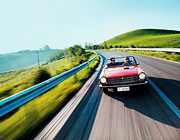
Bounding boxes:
[64,45,85,62]
[43,45,51,50]
[109,45,113,49]
[103,41,107,49]
[131,44,136,48]
[47,49,65,62]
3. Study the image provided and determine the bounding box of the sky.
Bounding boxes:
[0,0,180,54]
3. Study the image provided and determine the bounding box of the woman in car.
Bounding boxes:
[123,57,133,66]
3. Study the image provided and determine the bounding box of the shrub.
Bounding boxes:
[34,69,51,85]
[64,45,85,62]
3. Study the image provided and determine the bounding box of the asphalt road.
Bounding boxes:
[37,51,180,140]
[89,51,180,140]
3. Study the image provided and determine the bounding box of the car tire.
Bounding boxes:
[103,88,109,94]
[135,85,145,95]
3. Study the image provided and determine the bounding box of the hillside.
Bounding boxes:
[102,29,180,48]
[0,50,55,73]
[0,49,93,100]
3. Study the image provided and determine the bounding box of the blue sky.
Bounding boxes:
[0,0,180,54]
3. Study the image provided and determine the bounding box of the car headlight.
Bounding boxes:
[100,77,107,83]
[139,73,146,80]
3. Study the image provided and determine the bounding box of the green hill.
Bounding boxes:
[0,50,56,73]
[102,29,180,48]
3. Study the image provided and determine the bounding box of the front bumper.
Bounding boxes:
[99,81,148,88]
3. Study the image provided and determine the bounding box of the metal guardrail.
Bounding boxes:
[110,48,180,53]
[0,53,97,117]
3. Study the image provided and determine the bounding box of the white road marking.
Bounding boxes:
[147,77,180,118]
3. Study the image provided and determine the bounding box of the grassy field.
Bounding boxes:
[101,29,180,48]
[0,52,93,100]
[0,54,99,140]
[112,49,180,62]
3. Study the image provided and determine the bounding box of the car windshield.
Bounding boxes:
[105,56,137,68]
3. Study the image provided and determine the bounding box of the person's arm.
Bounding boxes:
[106,63,111,68]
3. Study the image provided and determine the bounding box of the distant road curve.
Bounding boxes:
[111,47,180,53]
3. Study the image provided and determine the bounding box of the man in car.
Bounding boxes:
[107,57,117,67]
[123,57,133,66]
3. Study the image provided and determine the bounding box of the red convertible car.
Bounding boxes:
[99,56,147,93]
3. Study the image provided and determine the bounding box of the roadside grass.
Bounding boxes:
[0,52,93,100]
[113,50,180,62]
[0,55,100,140]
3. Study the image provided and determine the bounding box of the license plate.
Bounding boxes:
[117,87,130,92]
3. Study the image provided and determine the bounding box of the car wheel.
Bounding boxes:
[135,85,145,95]
[103,88,109,94]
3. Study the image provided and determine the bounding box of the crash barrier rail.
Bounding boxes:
[110,48,180,53]
[0,52,97,117]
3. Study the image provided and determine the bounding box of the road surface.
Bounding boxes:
[36,51,180,140]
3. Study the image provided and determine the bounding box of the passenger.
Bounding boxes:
[123,57,133,66]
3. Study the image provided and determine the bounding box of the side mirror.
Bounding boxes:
[137,61,140,65]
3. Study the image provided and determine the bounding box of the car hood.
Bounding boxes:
[104,66,139,78]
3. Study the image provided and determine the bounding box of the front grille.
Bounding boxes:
[107,75,139,84]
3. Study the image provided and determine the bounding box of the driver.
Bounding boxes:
[123,57,133,66]
[107,57,116,67]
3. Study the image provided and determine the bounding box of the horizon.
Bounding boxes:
[1,0,180,54]
[2,28,180,55]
